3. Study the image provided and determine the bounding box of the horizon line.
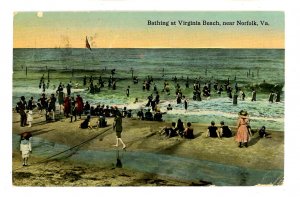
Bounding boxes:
[13,47,285,50]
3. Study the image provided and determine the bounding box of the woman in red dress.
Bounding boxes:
[76,95,84,119]
[236,110,252,148]
[63,96,71,117]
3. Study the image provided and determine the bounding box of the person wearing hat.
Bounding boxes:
[113,112,126,149]
[236,110,252,147]
[206,121,220,138]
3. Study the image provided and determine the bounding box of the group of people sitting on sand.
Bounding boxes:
[159,119,194,139]
[137,108,165,122]
[159,119,233,140]
[158,111,271,146]
[206,120,233,138]
[78,106,127,130]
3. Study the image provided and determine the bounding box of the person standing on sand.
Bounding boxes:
[57,87,65,114]
[20,132,32,166]
[76,95,84,119]
[27,97,36,110]
[236,110,252,148]
[64,96,71,117]
[47,94,56,121]
[67,81,72,96]
[38,93,47,116]
[17,96,27,127]
[26,110,33,127]
[113,110,126,149]
[70,97,77,122]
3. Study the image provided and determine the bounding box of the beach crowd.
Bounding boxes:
[15,73,274,165]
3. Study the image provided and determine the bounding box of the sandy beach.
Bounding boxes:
[12,154,205,186]
[12,110,284,186]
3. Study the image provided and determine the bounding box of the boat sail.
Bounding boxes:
[86,36,92,51]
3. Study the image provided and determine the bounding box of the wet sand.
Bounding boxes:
[12,111,284,186]
[12,153,207,186]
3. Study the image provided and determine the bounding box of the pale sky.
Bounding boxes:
[13,11,284,48]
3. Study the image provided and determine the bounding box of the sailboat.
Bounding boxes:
[86,36,92,51]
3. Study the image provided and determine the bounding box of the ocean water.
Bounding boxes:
[13,48,284,131]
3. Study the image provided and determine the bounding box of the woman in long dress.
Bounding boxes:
[236,110,252,148]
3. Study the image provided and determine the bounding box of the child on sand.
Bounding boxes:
[259,126,271,138]
[27,110,33,127]
[20,132,32,166]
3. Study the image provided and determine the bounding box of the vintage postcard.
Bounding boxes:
[12,11,284,186]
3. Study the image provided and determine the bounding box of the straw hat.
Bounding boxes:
[238,110,248,116]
